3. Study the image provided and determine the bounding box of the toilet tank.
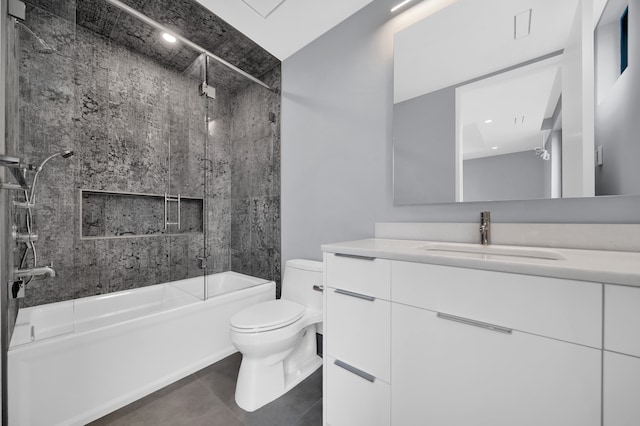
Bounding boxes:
[281,259,323,311]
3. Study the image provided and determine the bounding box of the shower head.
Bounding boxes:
[36,149,75,171]
[534,147,551,161]
[29,149,75,204]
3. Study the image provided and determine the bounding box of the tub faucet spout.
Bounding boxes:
[14,265,56,279]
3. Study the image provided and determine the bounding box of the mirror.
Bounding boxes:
[393,0,638,204]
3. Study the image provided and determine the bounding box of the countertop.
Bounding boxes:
[321,238,640,287]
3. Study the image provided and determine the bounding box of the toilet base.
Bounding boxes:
[235,326,322,412]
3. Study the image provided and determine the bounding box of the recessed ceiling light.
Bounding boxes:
[484,119,493,124]
[492,146,498,150]
[391,0,414,13]
[162,33,177,43]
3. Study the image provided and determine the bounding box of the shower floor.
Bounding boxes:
[89,352,322,426]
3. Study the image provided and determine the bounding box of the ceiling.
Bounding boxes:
[76,0,282,92]
[23,0,284,92]
[26,0,376,89]
[195,0,375,60]
[394,0,580,103]
[461,56,562,160]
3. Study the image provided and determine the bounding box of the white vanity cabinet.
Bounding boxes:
[603,285,640,425]
[322,249,639,426]
[324,253,391,426]
[391,260,602,426]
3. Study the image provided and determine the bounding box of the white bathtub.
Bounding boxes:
[8,271,275,426]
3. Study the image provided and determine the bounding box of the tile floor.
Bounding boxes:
[90,352,323,426]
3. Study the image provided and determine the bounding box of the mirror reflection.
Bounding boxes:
[459,55,563,202]
[393,0,637,204]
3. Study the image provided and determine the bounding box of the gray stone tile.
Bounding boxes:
[295,399,323,426]
[250,196,279,250]
[24,0,77,23]
[18,0,280,308]
[89,374,236,426]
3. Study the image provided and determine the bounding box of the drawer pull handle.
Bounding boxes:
[437,312,512,334]
[335,253,376,261]
[313,285,324,292]
[334,359,376,383]
[334,288,375,302]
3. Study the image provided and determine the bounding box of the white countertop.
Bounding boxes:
[321,238,640,287]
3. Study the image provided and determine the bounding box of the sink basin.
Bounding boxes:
[417,242,566,261]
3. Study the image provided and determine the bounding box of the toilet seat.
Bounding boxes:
[231,300,305,333]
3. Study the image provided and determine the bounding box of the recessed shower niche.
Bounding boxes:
[81,190,204,238]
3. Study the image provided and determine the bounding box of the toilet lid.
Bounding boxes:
[230,300,305,332]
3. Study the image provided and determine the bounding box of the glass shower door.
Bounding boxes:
[167,53,209,300]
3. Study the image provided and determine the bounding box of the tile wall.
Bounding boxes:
[12,2,281,307]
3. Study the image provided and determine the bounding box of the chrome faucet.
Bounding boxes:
[14,265,56,279]
[480,211,491,245]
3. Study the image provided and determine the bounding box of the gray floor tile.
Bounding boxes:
[89,374,236,426]
[295,399,322,426]
[91,352,323,426]
[188,409,244,426]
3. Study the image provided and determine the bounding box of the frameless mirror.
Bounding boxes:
[393,0,638,204]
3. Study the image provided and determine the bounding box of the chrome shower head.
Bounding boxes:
[29,148,75,204]
[36,148,75,171]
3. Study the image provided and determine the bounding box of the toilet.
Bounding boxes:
[230,259,324,412]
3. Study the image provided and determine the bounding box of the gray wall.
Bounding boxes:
[281,0,640,263]
[595,0,640,196]
[16,4,281,306]
[464,151,546,202]
[393,87,455,204]
[230,69,282,296]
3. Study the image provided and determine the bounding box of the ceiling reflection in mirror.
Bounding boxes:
[393,0,638,205]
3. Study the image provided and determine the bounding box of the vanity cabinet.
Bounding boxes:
[324,253,391,426]
[603,285,640,425]
[391,261,602,426]
[322,250,640,426]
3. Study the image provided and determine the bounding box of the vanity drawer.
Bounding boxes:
[391,261,602,347]
[326,355,390,426]
[605,284,640,357]
[325,253,390,300]
[326,287,390,382]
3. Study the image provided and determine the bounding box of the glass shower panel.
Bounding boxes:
[167,53,209,300]
[8,2,78,325]
[6,0,216,314]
